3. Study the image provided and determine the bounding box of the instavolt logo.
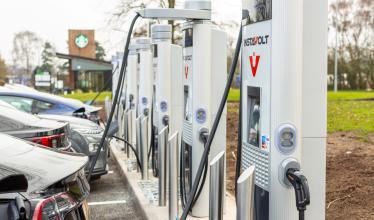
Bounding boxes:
[244,35,270,47]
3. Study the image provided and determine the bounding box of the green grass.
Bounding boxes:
[328,91,374,101]
[228,88,240,102]
[328,100,374,135]
[328,91,374,136]
[62,91,112,103]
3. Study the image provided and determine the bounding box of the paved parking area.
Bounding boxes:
[88,158,146,220]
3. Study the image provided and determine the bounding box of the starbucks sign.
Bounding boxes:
[75,34,89,49]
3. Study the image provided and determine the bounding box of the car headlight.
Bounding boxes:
[86,135,106,153]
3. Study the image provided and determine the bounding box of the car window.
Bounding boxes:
[0,96,55,114]
[0,96,33,113]
[31,100,54,114]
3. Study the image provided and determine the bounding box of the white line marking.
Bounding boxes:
[88,200,127,206]
[108,170,114,174]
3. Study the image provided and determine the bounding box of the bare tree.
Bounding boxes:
[0,54,9,80]
[108,0,178,42]
[12,31,42,77]
[329,0,374,89]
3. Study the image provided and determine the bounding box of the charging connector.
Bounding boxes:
[286,168,310,220]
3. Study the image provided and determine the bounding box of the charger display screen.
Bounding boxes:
[247,86,261,147]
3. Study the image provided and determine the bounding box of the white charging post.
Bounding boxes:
[136,38,153,117]
[151,24,183,150]
[151,24,184,206]
[181,1,227,217]
[122,45,138,156]
[240,0,327,219]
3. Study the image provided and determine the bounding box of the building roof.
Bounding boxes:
[56,53,112,71]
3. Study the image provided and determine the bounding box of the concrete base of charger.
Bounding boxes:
[109,141,237,220]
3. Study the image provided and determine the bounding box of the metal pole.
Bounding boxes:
[168,132,179,220]
[135,116,142,173]
[209,151,225,220]
[124,111,130,157]
[141,116,149,180]
[127,109,134,158]
[236,166,255,220]
[334,1,339,92]
[158,126,169,206]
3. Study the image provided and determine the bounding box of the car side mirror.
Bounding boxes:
[0,174,28,193]
[107,120,119,138]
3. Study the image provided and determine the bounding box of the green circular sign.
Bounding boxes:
[75,34,89,49]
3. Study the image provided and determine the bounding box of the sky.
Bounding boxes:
[0,0,241,65]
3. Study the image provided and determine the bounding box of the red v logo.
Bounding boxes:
[184,66,189,79]
[249,52,260,77]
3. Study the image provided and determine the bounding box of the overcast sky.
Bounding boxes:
[0,0,241,64]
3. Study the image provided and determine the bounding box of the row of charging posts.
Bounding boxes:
[106,0,327,219]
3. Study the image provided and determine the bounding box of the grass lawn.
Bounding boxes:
[62,91,112,103]
[328,91,374,136]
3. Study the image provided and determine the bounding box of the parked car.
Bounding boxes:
[38,114,109,179]
[0,100,108,180]
[0,104,71,150]
[0,86,101,123]
[0,134,90,220]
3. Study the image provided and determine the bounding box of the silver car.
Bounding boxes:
[0,100,108,180]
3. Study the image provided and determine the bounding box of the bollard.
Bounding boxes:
[135,116,142,173]
[209,151,225,220]
[158,126,169,206]
[236,166,255,220]
[168,132,179,220]
[123,111,129,155]
[140,116,149,180]
[127,109,135,158]
[126,109,136,155]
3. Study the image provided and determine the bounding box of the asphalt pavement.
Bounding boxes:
[88,158,146,220]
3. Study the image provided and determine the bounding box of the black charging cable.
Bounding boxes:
[112,136,142,170]
[87,13,141,181]
[286,168,311,220]
[180,132,209,209]
[180,26,242,219]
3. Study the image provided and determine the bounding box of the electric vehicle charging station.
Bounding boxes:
[180,11,227,218]
[239,0,327,219]
[136,37,153,118]
[134,1,227,217]
[151,24,184,155]
[150,23,184,205]
[122,45,138,159]
[92,0,327,219]
[136,37,154,178]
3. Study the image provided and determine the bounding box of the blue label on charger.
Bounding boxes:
[195,108,207,124]
[160,101,168,112]
[142,97,148,105]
